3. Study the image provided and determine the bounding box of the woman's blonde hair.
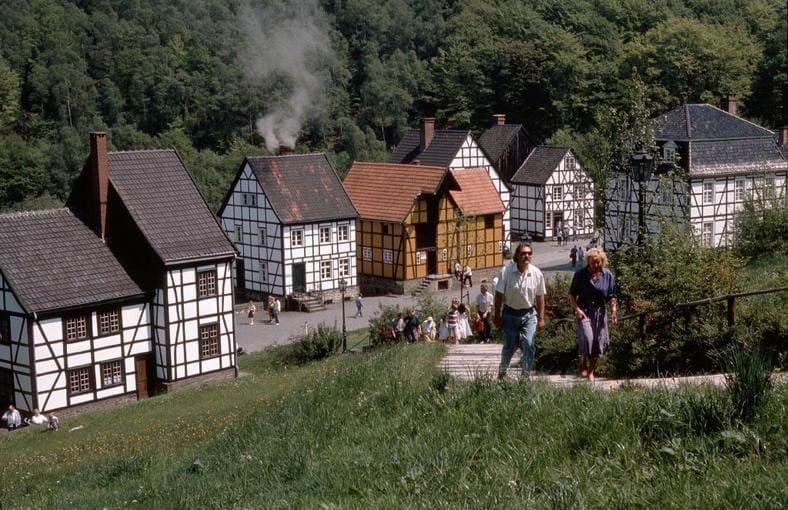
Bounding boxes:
[585,247,608,267]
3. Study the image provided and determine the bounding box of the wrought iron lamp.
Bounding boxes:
[339,278,347,353]
[630,149,654,247]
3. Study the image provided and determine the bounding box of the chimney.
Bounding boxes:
[720,94,737,116]
[420,118,435,149]
[778,127,788,147]
[276,146,294,156]
[493,114,506,126]
[90,132,109,241]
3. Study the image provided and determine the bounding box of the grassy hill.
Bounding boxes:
[1,342,785,509]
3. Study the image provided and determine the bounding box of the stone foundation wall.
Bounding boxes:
[161,367,237,393]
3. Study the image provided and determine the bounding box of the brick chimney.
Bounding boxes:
[777,127,788,147]
[420,118,435,149]
[720,94,737,115]
[90,132,109,241]
[276,146,294,156]
[493,114,506,126]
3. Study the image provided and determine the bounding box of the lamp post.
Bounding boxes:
[339,278,347,353]
[630,149,654,248]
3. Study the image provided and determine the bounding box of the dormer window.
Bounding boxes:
[662,141,678,163]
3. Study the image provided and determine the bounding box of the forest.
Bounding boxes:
[0,0,785,212]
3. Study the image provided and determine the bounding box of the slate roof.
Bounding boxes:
[654,104,775,141]
[0,209,145,314]
[343,162,445,222]
[246,153,357,225]
[108,150,236,264]
[690,138,786,176]
[390,129,470,167]
[478,124,523,163]
[511,146,570,185]
[447,168,505,216]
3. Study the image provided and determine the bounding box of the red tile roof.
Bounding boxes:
[343,162,445,222]
[447,168,504,216]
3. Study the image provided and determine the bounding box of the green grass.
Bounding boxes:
[1,341,786,509]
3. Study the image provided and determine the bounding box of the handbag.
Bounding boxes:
[474,317,485,333]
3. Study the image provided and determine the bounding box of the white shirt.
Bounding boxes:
[475,290,494,313]
[495,261,546,310]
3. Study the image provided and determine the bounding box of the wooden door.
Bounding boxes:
[292,263,306,293]
[235,258,245,290]
[135,355,152,400]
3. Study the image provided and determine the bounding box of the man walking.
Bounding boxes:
[493,242,546,378]
[475,283,494,343]
[355,293,363,318]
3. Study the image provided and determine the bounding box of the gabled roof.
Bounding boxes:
[511,146,571,185]
[654,104,775,141]
[447,168,504,216]
[689,138,786,176]
[108,150,236,264]
[390,129,470,167]
[0,209,145,314]
[478,124,524,163]
[343,162,445,222]
[246,153,357,225]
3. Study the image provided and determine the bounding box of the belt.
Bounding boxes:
[503,305,535,315]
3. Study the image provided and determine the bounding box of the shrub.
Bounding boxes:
[734,191,787,260]
[291,322,342,364]
[724,347,773,422]
[367,295,453,347]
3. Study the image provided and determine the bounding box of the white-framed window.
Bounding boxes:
[234,225,243,243]
[338,258,350,277]
[362,246,372,261]
[552,186,563,201]
[662,141,677,163]
[574,182,585,198]
[734,180,745,201]
[575,209,584,226]
[290,229,303,247]
[764,176,776,197]
[97,308,120,336]
[319,226,331,244]
[259,262,267,283]
[442,248,448,261]
[337,224,349,241]
[101,360,123,387]
[702,182,714,204]
[320,260,332,279]
[702,222,714,247]
[466,244,473,256]
[416,251,424,264]
[259,227,267,247]
[565,155,576,171]
[498,241,503,253]
[242,193,257,207]
[383,249,393,264]
[199,324,220,358]
[197,270,217,298]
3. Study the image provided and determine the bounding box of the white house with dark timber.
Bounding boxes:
[218,153,359,303]
[391,118,512,243]
[509,146,595,241]
[604,98,787,250]
[0,132,238,417]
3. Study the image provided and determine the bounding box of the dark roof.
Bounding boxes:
[344,162,445,222]
[246,154,357,224]
[654,104,775,141]
[108,150,235,264]
[690,138,786,177]
[447,168,505,216]
[0,209,145,314]
[390,129,470,167]
[511,146,570,185]
[478,124,523,163]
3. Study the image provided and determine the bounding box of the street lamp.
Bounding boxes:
[338,278,347,353]
[630,149,654,248]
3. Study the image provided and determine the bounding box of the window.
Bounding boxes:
[383,249,393,264]
[320,260,332,279]
[362,246,372,261]
[338,258,350,277]
[234,225,243,243]
[242,193,257,207]
[65,314,89,342]
[197,270,217,298]
[764,177,776,197]
[565,155,576,171]
[0,313,10,345]
[259,227,267,247]
[702,223,714,247]
[484,215,494,229]
[702,182,714,204]
[199,324,220,358]
[68,367,92,395]
[498,242,503,253]
[382,224,389,235]
[466,244,473,256]
[101,360,123,387]
[575,209,584,226]
[552,186,563,201]
[97,308,120,336]
[734,180,745,201]
[337,224,349,241]
[259,262,267,283]
[416,251,424,265]
[319,226,331,244]
[290,229,303,247]
[442,248,448,260]
[574,182,585,198]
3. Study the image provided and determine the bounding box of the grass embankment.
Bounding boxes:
[1,341,786,509]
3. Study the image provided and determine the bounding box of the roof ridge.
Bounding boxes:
[109,148,177,154]
[247,152,325,159]
[703,103,776,136]
[0,207,70,220]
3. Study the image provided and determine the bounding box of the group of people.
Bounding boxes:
[453,261,473,287]
[569,245,584,268]
[555,224,576,246]
[245,296,280,326]
[2,405,60,432]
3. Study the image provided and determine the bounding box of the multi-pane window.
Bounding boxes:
[242,193,257,207]
[565,155,576,171]
[702,182,714,204]
[199,324,220,358]
[319,226,331,243]
[259,262,267,283]
[466,245,473,256]
[362,246,372,261]
[68,367,92,395]
[338,258,350,277]
[575,209,584,226]
[764,177,776,197]
[734,180,745,201]
[291,229,303,247]
[497,242,503,253]
[337,225,349,241]
[416,251,424,265]
[234,225,243,243]
[259,227,267,247]
[65,314,89,342]
[101,360,123,387]
[382,224,389,235]
[552,186,563,201]
[320,260,332,279]
[484,215,494,229]
[383,249,393,264]
[197,270,217,298]
[0,313,10,345]
[97,308,120,336]
[442,248,448,260]
[574,183,585,198]
[702,223,714,247]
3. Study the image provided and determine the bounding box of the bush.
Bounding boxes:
[367,295,453,347]
[734,191,787,259]
[291,323,342,364]
[724,347,774,422]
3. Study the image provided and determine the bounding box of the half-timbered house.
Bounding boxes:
[218,154,358,302]
[343,162,504,294]
[478,113,534,184]
[605,99,787,249]
[509,146,595,240]
[390,118,512,243]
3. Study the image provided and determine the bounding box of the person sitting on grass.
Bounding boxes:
[24,408,48,427]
